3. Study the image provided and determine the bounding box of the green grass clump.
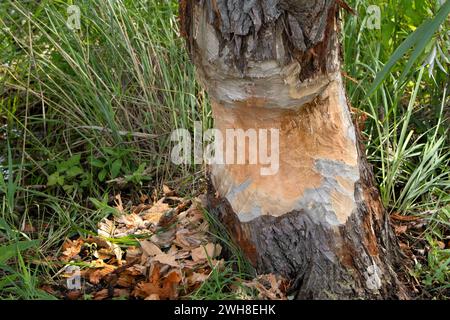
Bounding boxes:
[0,0,449,299]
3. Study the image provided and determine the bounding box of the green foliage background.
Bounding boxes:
[0,0,449,299]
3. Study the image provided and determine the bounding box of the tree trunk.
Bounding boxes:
[180,0,409,299]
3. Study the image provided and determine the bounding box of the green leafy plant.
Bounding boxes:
[47,154,90,194]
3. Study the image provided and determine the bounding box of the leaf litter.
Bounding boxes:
[46,186,288,300]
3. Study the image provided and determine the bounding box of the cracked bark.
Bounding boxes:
[180,0,410,299]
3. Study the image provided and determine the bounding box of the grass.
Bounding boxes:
[0,0,449,299]
[343,0,450,296]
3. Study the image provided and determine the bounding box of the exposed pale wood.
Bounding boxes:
[210,78,359,223]
[181,0,409,299]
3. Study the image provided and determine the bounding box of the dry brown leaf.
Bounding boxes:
[114,194,124,213]
[187,272,210,285]
[163,185,175,196]
[54,193,234,300]
[97,219,115,238]
[94,248,115,260]
[40,285,58,296]
[140,194,149,204]
[117,213,144,229]
[139,240,163,256]
[244,274,288,300]
[163,270,182,298]
[117,272,137,288]
[126,247,142,264]
[21,223,36,233]
[83,261,116,284]
[133,203,152,214]
[150,228,177,248]
[142,199,170,224]
[87,234,123,264]
[153,253,179,268]
[191,243,222,262]
[128,265,146,276]
[174,229,204,249]
[94,289,109,300]
[133,270,181,300]
[61,239,84,262]
[66,290,82,300]
[86,236,109,248]
[174,249,191,260]
[114,288,130,299]
[179,206,204,227]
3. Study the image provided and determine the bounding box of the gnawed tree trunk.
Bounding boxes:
[180,0,409,299]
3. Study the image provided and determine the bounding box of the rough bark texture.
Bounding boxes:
[206,129,407,299]
[181,0,337,77]
[181,0,409,299]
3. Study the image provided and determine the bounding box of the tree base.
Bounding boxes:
[206,134,410,300]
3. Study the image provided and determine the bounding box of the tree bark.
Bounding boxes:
[180,0,409,299]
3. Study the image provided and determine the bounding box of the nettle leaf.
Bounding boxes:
[47,172,60,186]
[57,154,81,172]
[63,184,75,194]
[111,159,123,179]
[98,169,107,182]
[103,147,118,157]
[80,177,90,188]
[90,158,105,168]
[65,166,84,178]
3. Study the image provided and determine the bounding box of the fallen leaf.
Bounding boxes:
[114,288,130,299]
[83,261,116,284]
[153,253,179,268]
[133,203,152,215]
[117,273,136,288]
[87,235,124,264]
[142,199,170,224]
[66,290,82,300]
[187,272,210,285]
[140,240,163,256]
[126,247,142,264]
[163,185,175,196]
[191,243,222,262]
[150,228,177,248]
[94,289,109,300]
[53,192,237,301]
[133,268,181,300]
[175,228,205,249]
[117,214,145,229]
[61,239,84,262]
[243,274,288,300]
[114,194,124,213]
[40,284,58,296]
[21,223,36,233]
[97,219,115,238]
[94,248,115,260]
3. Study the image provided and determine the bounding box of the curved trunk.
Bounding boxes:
[181,0,409,299]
